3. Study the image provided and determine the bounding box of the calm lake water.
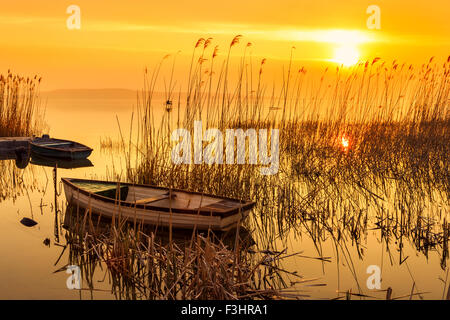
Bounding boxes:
[0,89,448,299]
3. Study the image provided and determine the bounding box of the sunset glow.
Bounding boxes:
[0,1,448,90]
[333,45,360,66]
[0,0,449,303]
[341,136,350,150]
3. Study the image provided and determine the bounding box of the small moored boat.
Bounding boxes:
[62,178,255,231]
[30,135,93,160]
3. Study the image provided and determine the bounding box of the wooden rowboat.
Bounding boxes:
[62,178,255,231]
[30,135,93,160]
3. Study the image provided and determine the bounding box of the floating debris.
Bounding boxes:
[20,217,38,227]
[43,238,50,247]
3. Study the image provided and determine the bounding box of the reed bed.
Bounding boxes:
[82,37,449,299]
[99,136,126,152]
[124,38,448,221]
[63,205,305,300]
[0,70,45,137]
[0,159,44,203]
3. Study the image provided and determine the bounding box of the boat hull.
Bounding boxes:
[31,144,92,160]
[30,153,93,169]
[30,135,93,160]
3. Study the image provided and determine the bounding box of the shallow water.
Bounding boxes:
[0,90,448,299]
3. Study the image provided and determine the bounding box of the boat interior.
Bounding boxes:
[33,135,89,151]
[34,139,78,148]
[72,181,241,212]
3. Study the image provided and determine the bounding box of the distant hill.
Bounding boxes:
[41,88,140,99]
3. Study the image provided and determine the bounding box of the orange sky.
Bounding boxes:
[0,0,449,90]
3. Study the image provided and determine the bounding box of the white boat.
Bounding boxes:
[62,178,255,231]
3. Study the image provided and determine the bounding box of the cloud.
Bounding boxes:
[2,14,448,47]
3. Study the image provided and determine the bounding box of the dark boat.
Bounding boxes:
[30,135,93,160]
[62,178,255,231]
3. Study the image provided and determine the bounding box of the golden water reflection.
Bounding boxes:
[0,91,448,299]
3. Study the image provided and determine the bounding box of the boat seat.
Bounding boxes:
[135,193,176,205]
[198,199,242,213]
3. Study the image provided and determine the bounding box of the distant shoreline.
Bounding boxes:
[40,89,183,99]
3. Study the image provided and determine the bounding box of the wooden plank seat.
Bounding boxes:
[135,193,177,205]
[198,199,243,213]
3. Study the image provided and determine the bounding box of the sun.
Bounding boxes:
[341,136,349,149]
[333,45,360,67]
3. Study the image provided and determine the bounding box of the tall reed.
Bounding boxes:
[106,37,449,298]
[0,70,45,137]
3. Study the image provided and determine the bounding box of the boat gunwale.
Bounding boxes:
[62,177,255,218]
[30,138,93,153]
